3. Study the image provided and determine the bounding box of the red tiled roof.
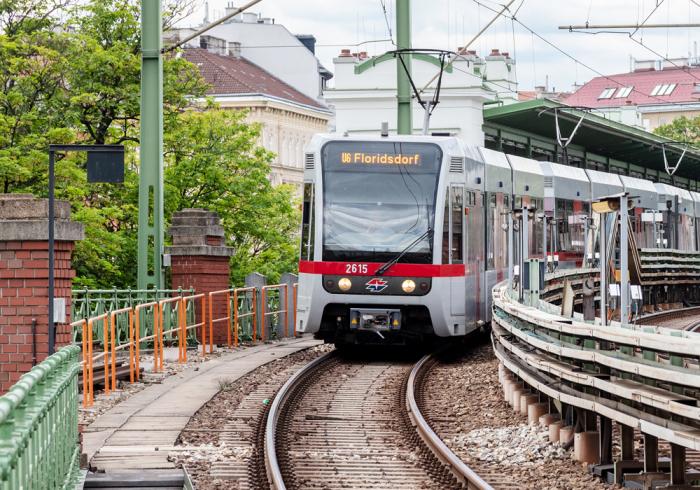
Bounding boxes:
[183,48,325,109]
[563,67,700,108]
[518,91,538,101]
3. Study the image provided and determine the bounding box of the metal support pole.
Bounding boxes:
[507,212,514,294]
[48,150,55,355]
[138,0,164,289]
[620,195,629,326]
[643,433,658,473]
[520,208,529,303]
[396,0,412,135]
[674,195,680,250]
[600,213,607,327]
[421,101,432,135]
[671,443,686,486]
[542,214,547,267]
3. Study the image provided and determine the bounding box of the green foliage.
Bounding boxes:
[164,108,300,286]
[0,0,300,289]
[654,116,700,145]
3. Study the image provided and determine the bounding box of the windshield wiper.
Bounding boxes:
[375,228,433,276]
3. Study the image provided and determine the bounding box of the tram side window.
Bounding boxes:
[300,183,315,260]
[486,193,496,270]
[451,186,464,264]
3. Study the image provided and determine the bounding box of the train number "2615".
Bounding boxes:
[345,263,368,274]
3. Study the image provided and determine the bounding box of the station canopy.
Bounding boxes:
[483,99,700,185]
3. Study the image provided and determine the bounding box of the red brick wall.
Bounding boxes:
[0,240,75,393]
[171,255,230,345]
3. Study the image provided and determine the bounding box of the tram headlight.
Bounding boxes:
[338,277,352,291]
[402,279,416,293]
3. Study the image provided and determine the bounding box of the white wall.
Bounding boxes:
[207,22,323,102]
[324,54,497,147]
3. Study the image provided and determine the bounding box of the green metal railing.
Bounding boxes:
[72,288,195,344]
[0,345,81,489]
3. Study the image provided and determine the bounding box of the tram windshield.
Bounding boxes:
[321,141,442,263]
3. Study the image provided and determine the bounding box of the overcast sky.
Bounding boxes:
[182,0,700,93]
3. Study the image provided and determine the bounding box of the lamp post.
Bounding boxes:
[47,144,124,354]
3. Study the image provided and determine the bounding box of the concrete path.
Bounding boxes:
[83,337,322,471]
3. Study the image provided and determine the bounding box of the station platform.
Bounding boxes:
[82,337,322,473]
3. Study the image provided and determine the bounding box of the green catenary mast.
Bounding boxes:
[396,0,413,135]
[138,0,164,289]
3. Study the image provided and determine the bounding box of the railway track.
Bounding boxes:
[263,350,492,490]
[636,305,700,331]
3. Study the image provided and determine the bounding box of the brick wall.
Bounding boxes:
[171,255,231,344]
[0,194,83,394]
[166,209,234,346]
[0,241,76,391]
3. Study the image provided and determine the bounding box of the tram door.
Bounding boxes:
[447,185,465,318]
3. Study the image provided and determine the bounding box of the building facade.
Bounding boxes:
[324,48,517,147]
[564,58,700,131]
[177,45,331,192]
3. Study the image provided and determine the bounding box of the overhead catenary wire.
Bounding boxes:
[631,0,666,37]
[472,0,685,107]
[419,0,517,94]
[471,0,696,162]
[164,0,264,53]
[378,0,394,44]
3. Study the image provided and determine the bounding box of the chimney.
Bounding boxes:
[228,41,241,58]
[339,49,352,57]
[489,48,501,56]
[662,57,690,70]
[633,59,657,72]
[296,34,317,54]
[224,2,239,21]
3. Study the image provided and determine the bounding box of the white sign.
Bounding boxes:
[53,298,66,324]
[631,285,643,300]
[608,284,621,297]
[642,212,662,223]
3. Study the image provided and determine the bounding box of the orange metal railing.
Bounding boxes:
[209,289,232,347]
[234,287,257,343]
[74,281,301,408]
[261,284,288,340]
[182,294,208,358]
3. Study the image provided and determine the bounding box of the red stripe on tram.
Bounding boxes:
[298,261,466,277]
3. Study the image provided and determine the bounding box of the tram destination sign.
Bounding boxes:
[340,151,421,165]
[322,141,442,173]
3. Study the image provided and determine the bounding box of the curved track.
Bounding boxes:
[637,306,700,331]
[264,350,493,490]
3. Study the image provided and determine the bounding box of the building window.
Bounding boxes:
[614,86,633,98]
[598,88,616,99]
[651,83,677,96]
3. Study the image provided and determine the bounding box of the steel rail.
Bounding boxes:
[407,354,494,490]
[265,350,493,490]
[264,351,336,490]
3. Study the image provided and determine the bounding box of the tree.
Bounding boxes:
[654,116,700,145]
[0,0,69,37]
[55,0,208,287]
[64,0,208,145]
[0,0,301,288]
[164,107,300,285]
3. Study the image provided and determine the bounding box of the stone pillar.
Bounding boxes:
[0,194,83,393]
[166,209,234,345]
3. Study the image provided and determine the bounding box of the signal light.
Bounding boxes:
[402,279,416,293]
[338,277,352,291]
